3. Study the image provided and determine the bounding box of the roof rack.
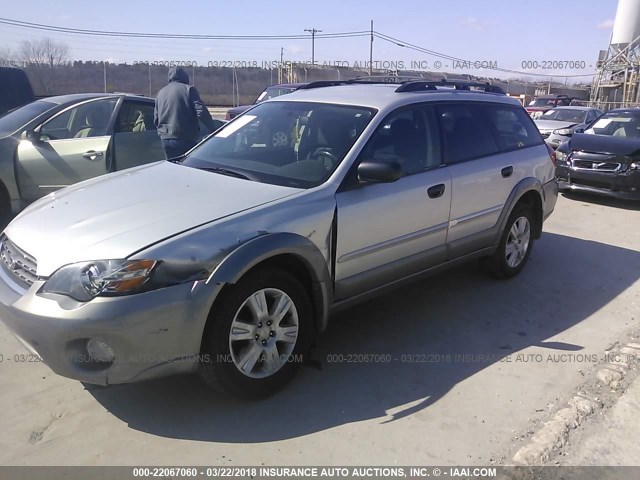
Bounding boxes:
[395,79,505,94]
[299,77,418,90]
[297,77,506,94]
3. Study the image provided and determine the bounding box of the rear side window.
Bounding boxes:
[484,105,542,151]
[437,103,499,163]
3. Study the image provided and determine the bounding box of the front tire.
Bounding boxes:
[198,268,313,399]
[484,204,534,278]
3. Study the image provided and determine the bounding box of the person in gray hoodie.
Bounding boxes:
[154,66,215,158]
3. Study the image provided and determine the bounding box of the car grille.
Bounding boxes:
[0,235,38,287]
[571,160,621,172]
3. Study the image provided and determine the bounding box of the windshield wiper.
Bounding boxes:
[195,166,253,181]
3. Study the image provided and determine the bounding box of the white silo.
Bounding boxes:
[611,0,640,50]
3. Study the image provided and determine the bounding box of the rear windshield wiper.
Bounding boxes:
[195,166,254,181]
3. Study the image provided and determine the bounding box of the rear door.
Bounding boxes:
[442,102,542,257]
[113,99,166,171]
[16,97,118,202]
[334,104,452,300]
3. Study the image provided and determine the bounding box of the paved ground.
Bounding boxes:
[0,193,639,466]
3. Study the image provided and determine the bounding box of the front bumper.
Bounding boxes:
[545,133,570,149]
[556,163,640,200]
[0,269,217,385]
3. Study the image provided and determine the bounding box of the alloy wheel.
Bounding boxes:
[228,288,299,378]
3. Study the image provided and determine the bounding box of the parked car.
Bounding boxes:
[225,83,307,120]
[535,106,603,148]
[0,67,34,117]
[0,93,223,224]
[525,94,572,119]
[0,80,557,398]
[556,108,640,200]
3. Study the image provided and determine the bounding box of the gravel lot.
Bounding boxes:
[0,193,638,466]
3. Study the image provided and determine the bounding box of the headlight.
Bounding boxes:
[553,128,574,136]
[630,162,639,170]
[40,259,158,302]
[555,150,567,162]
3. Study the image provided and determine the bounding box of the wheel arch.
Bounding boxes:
[208,232,333,333]
[495,177,545,246]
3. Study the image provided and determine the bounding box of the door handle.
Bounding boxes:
[82,150,104,160]
[427,183,446,198]
[501,166,514,178]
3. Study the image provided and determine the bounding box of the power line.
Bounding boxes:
[373,31,595,78]
[0,17,368,40]
[0,16,596,79]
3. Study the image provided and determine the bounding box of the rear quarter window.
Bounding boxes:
[483,105,542,151]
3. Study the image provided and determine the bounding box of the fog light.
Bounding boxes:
[86,339,115,363]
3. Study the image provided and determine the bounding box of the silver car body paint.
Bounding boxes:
[0,85,558,385]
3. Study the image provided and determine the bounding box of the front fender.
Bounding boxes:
[209,232,333,332]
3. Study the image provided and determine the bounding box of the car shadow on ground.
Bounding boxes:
[561,192,640,211]
[87,232,640,443]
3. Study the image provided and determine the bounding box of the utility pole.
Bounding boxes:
[103,61,107,93]
[304,28,322,67]
[369,20,374,76]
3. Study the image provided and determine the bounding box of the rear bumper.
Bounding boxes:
[542,178,558,220]
[556,164,640,200]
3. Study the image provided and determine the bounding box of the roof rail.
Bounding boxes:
[395,79,505,94]
[297,81,350,90]
[352,75,425,83]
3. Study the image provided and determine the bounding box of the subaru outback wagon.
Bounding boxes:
[0,79,558,398]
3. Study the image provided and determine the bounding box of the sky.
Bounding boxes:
[0,0,623,82]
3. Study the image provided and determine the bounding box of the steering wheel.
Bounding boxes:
[310,147,339,170]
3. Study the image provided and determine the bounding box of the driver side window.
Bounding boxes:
[359,105,441,176]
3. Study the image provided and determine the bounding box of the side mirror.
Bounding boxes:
[357,160,402,183]
[574,127,585,134]
[20,129,40,143]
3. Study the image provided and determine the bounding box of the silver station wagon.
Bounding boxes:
[0,79,558,398]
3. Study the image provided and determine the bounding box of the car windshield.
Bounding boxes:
[585,112,640,138]
[182,101,376,188]
[254,86,298,104]
[540,109,587,123]
[0,100,56,138]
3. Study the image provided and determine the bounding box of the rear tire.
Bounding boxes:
[483,204,534,278]
[198,268,313,399]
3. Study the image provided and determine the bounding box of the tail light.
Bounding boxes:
[546,144,557,166]
[225,112,231,120]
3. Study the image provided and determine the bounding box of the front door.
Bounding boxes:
[16,97,118,202]
[334,104,451,300]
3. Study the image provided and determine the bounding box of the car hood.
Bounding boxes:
[535,119,577,131]
[566,133,640,157]
[5,161,301,276]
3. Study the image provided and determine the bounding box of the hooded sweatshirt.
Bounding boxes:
[154,66,214,142]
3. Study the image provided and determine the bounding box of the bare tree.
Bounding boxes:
[20,38,69,68]
[0,47,16,67]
